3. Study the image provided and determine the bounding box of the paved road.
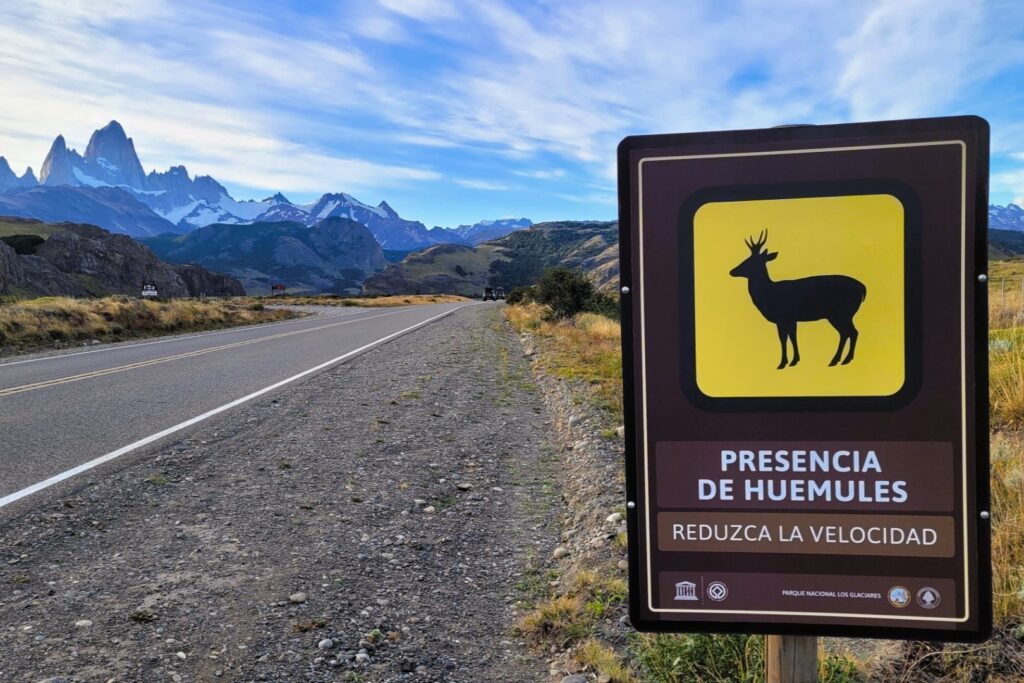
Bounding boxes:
[0,302,473,507]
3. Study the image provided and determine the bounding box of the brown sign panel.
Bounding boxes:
[617,117,990,640]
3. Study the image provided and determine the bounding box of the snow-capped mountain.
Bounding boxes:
[40,122,146,188]
[3,121,535,247]
[990,203,1024,231]
[299,194,444,249]
[3,121,481,247]
[449,217,533,244]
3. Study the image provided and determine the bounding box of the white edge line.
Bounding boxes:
[0,304,471,510]
[0,306,398,369]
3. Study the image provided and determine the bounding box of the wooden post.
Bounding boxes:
[765,635,818,683]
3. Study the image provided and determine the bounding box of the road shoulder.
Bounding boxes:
[0,305,558,682]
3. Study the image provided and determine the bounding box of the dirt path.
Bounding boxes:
[0,306,560,682]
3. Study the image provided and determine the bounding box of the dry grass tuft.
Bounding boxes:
[990,434,1024,624]
[0,296,296,351]
[575,312,621,339]
[505,304,622,414]
[515,594,590,647]
[576,639,637,683]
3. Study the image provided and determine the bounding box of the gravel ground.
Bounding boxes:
[0,306,560,682]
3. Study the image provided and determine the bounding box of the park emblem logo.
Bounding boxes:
[691,193,906,398]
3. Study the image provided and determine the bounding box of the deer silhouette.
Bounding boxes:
[729,231,866,369]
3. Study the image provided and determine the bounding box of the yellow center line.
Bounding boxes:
[0,310,405,398]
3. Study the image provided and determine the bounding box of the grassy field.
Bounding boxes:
[0,296,298,352]
[0,218,62,240]
[248,293,472,307]
[506,286,1024,681]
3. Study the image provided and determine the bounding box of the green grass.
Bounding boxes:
[629,634,862,683]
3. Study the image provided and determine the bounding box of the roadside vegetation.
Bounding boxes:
[246,293,470,307]
[0,295,298,353]
[505,264,1024,681]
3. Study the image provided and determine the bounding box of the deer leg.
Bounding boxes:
[828,319,847,367]
[788,323,800,366]
[841,324,859,365]
[776,324,789,370]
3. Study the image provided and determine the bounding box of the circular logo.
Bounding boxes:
[916,587,941,609]
[707,581,729,602]
[888,586,911,608]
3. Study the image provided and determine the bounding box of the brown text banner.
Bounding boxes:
[656,511,955,557]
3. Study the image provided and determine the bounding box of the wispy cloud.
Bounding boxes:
[454,179,513,191]
[514,168,566,180]
[0,0,1022,225]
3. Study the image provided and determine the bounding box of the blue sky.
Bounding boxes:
[1,0,1023,227]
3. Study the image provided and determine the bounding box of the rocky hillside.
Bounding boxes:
[363,221,619,296]
[145,216,386,295]
[0,217,243,298]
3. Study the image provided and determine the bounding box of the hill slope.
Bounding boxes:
[145,217,386,295]
[990,229,1024,259]
[363,221,618,296]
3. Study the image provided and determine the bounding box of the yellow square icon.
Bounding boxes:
[693,193,905,398]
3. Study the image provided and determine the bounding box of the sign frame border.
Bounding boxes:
[616,116,991,642]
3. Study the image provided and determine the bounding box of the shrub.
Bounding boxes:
[506,285,538,305]
[588,291,620,320]
[536,268,593,318]
[536,268,619,320]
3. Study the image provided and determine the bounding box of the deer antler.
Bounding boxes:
[745,230,768,254]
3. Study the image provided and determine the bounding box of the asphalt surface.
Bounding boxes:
[0,302,472,508]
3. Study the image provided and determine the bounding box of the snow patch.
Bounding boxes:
[96,157,119,173]
[72,167,107,188]
[216,193,272,220]
[158,199,202,225]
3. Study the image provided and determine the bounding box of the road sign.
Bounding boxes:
[271,283,286,295]
[617,116,990,641]
[141,284,158,298]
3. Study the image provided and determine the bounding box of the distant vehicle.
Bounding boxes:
[495,287,506,300]
[483,287,495,301]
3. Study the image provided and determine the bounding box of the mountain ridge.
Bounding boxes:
[3,121,534,249]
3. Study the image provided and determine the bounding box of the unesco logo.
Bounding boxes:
[707,581,729,602]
